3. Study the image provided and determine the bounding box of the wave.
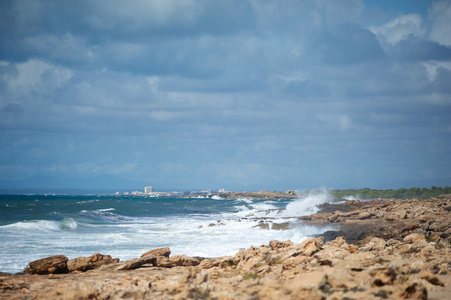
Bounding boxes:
[79,209,132,222]
[76,199,100,204]
[0,218,78,231]
[284,189,331,217]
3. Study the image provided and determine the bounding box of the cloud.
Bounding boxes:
[370,14,426,45]
[429,0,451,46]
[0,0,450,190]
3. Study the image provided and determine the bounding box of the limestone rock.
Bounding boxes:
[115,255,157,271]
[156,255,203,268]
[358,211,375,220]
[269,240,293,250]
[25,255,68,275]
[301,237,323,256]
[404,233,426,244]
[198,256,233,269]
[67,253,118,272]
[141,246,171,258]
[327,270,359,289]
[417,271,445,286]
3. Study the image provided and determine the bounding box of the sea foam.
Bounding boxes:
[284,189,331,217]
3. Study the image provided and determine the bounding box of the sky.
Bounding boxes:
[0,0,451,192]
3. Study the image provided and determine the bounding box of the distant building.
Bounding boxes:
[144,186,154,194]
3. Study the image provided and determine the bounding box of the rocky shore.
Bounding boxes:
[1,195,450,299]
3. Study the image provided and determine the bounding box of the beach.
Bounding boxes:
[1,193,450,299]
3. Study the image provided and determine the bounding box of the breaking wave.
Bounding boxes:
[284,189,331,217]
[80,209,132,222]
[0,218,78,231]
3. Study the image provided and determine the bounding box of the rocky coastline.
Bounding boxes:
[1,194,450,299]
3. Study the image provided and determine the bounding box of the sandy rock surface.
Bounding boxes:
[1,194,450,299]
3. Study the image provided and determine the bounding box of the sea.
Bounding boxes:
[0,190,337,274]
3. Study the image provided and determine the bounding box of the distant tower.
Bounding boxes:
[144,186,154,194]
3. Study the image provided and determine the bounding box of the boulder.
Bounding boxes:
[198,256,233,269]
[156,255,203,268]
[115,255,157,271]
[367,237,386,251]
[67,253,119,272]
[418,271,445,286]
[25,255,68,275]
[358,211,374,220]
[403,233,425,244]
[301,237,323,256]
[269,240,293,250]
[141,246,171,258]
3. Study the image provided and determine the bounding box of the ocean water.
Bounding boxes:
[0,191,335,274]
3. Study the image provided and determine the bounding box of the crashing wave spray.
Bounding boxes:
[283,189,331,217]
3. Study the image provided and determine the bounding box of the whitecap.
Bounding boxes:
[79,209,132,222]
[284,189,331,217]
[1,220,61,231]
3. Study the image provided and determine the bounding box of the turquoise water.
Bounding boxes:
[0,192,333,273]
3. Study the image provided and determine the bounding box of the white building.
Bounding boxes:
[144,186,154,194]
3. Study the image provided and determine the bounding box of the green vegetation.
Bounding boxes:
[243,272,260,280]
[331,186,451,200]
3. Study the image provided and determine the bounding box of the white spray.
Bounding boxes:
[284,189,332,217]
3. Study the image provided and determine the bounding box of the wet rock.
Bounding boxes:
[271,222,290,230]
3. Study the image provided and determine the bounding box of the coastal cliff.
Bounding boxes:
[1,195,450,299]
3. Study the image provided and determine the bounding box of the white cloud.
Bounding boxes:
[3,59,73,96]
[422,61,451,81]
[429,0,451,46]
[370,14,426,44]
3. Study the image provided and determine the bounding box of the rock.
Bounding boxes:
[25,255,68,275]
[400,282,428,300]
[358,211,374,220]
[403,233,426,244]
[269,240,293,250]
[301,237,323,256]
[67,253,118,272]
[327,270,359,289]
[286,271,327,290]
[320,230,347,242]
[271,222,290,230]
[369,267,396,287]
[115,255,157,271]
[417,271,445,286]
[402,223,421,232]
[198,256,233,269]
[157,255,203,267]
[67,257,91,273]
[367,237,386,251]
[141,246,171,258]
[253,222,270,229]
